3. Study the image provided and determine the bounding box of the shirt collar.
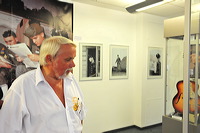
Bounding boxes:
[66,72,73,81]
[35,65,45,86]
[35,66,74,86]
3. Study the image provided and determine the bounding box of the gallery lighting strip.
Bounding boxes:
[126,0,174,13]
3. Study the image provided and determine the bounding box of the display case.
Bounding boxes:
[162,7,200,133]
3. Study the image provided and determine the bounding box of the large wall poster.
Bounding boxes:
[0,0,73,100]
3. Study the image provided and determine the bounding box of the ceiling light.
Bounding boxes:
[126,0,174,13]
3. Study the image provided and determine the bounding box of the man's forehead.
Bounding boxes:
[31,33,43,39]
[4,36,15,41]
[4,36,15,39]
[31,35,39,39]
[57,45,76,54]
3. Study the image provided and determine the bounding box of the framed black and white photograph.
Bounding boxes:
[148,47,163,79]
[79,43,102,81]
[110,45,129,79]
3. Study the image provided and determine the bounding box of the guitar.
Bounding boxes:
[172,80,200,113]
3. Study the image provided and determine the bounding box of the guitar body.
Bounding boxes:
[172,80,185,113]
[172,80,200,113]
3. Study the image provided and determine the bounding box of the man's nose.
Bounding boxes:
[71,60,75,67]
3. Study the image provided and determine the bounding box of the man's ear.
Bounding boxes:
[45,55,52,64]
[41,32,44,38]
[15,37,19,43]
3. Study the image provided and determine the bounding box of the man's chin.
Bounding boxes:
[65,71,70,75]
[58,71,70,79]
[66,69,73,74]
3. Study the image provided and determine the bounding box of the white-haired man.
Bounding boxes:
[0,36,87,133]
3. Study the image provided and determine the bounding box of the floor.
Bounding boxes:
[105,124,162,133]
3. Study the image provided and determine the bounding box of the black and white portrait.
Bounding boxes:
[110,45,129,79]
[80,43,102,81]
[148,47,162,78]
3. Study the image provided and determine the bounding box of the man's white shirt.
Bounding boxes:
[0,66,86,133]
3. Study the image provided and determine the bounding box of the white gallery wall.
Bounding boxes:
[72,2,167,133]
[134,13,166,127]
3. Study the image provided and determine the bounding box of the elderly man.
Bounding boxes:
[0,36,87,132]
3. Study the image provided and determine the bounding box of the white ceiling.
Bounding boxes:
[71,0,186,18]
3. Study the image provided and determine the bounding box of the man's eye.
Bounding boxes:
[65,58,73,62]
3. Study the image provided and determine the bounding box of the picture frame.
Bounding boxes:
[147,47,163,79]
[79,43,103,81]
[109,45,129,79]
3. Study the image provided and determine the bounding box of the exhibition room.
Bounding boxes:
[0,0,200,133]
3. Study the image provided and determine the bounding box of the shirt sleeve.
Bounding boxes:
[0,88,27,133]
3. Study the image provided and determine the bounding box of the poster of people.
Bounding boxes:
[0,0,73,101]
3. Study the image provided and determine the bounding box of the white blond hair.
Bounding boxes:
[39,36,76,66]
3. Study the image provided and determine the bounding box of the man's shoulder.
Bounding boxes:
[9,69,36,93]
[15,69,36,82]
[22,69,36,76]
